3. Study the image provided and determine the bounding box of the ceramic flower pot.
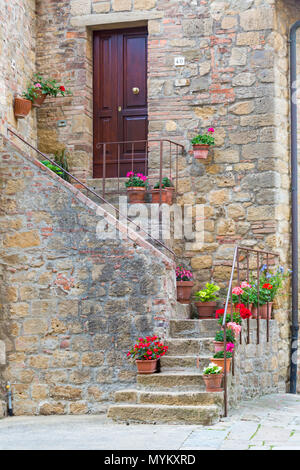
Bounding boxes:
[136,359,157,374]
[32,89,47,107]
[193,144,210,159]
[166,187,175,205]
[210,357,232,374]
[151,188,168,204]
[14,97,32,118]
[252,303,273,320]
[176,281,194,304]
[195,301,217,319]
[203,374,223,392]
[213,341,225,353]
[127,186,146,204]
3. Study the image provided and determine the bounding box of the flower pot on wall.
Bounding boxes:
[166,187,175,205]
[151,189,168,204]
[176,281,194,304]
[193,144,210,159]
[127,186,146,204]
[251,303,273,320]
[32,89,47,107]
[136,359,157,374]
[195,301,217,319]
[14,97,32,118]
[210,358,232,374]
[213,341,225,353]
[203,374,223,392]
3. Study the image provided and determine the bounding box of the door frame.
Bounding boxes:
[92,26,148,178]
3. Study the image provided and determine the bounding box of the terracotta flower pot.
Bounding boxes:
[32,89,47,108]
[127,186,146,204]
[213,341,224,353]
[211,357,232,374]
[14,97,32,118]
[136,359,157,374]
[193,144,210,159]
[151,188,168,204]
[176,281,194,304]
[251,303,273,320]
[195,301,217,319]
[166,187,175,205]
[203,374,223,392]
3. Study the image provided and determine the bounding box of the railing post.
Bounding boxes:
[257,252,260,345]
[266,253,270,343]
[102,143,106,200]
[246,251,250,344]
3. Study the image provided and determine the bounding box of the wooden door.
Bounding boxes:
[93,28,148,178]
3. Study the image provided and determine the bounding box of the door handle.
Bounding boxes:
[132,87,140,95]
[118,106,122,112]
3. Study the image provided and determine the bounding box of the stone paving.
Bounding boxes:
[0,394,300,450]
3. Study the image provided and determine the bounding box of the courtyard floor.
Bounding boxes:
[0,393,300,450]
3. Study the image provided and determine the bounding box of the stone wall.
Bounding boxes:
[228,319,284,409]
[0,136,176,415]
[0,0,37,144]
[34,0,298,391]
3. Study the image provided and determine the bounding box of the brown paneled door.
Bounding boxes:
[93,28,148,178]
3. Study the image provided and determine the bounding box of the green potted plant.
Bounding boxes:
[191,127,215,159]
[202,362,223,392]
[211,346,234,374]
[194,282,220,318]
[213,329,236,353]
[176,265,193,304]
[126,335,168,374]
[23,73,71,108]
[152,177,174,205]
[125,171,148,204]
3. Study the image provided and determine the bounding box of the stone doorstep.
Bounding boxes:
[166,337,215,356]
[169,319,219,338]
[114,389,224,407]
[160,355,210,370]
[107,404,221,425]
[136,371,207,391]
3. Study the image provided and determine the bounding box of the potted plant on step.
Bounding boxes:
[23,73,71,108]
[151,177,174,205]
[14,96,32,118]
[125,171,148,204]
[194,282,220,318]
[191,127,215,159]
[126,335,168,374]
[213,329,236,353]
[176,265,193,304]
[202,362,223,392]
[211,344,234,374]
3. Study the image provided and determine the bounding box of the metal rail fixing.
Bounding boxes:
[7,128,176,257]
[222,246,279,417]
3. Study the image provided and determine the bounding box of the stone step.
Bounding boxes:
[174,302,191,320]
[160,355,210,370]
[169,319,219,338]
[107,403,221,425]
[166,338,215,356]
[137,371,206,391]
[114,389,223,407]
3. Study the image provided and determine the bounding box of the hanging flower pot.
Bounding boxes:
[32,89,47,108]
[14,97,32,118]
[136,359,157,374]
[127,186,146,204]
[192,144,210,159]
[176,281,194,304]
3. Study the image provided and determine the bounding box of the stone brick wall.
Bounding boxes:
[0,0,37,144]
[0,136,176,415]
[229,319,284,409]
[34,0,298,390]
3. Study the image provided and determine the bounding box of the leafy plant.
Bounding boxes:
[125,171,148,188]
[41,160,65,178]
[191,128,215,146]
[194,282,220,302]
[203,362,222,375]
[176,265,193,282]
[214,329,236,344]
[53,149,70,182]
[23,73,72,101]
[217,310,242,326]
[153,177,173,189]
[126,335,168,361]
[213,350,233,359]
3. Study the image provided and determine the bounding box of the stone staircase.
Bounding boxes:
[107,304,224,425]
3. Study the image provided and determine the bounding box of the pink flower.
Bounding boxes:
[34,83,42,88]
[240,281,251,289]
[226,342,235,352]
[227,322,242,338]
[232,286,244,295]
[126,171,134,178]
[208,127,215,133]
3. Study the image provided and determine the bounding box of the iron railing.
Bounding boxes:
[95,139,184,203]
[222,246,279,417]
[7,128,176,257]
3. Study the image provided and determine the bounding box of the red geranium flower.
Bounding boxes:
[262,283,273,290]
[60,85,66,92]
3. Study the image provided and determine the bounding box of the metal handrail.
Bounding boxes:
[7,128,175,257]
[222,246,279,417]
